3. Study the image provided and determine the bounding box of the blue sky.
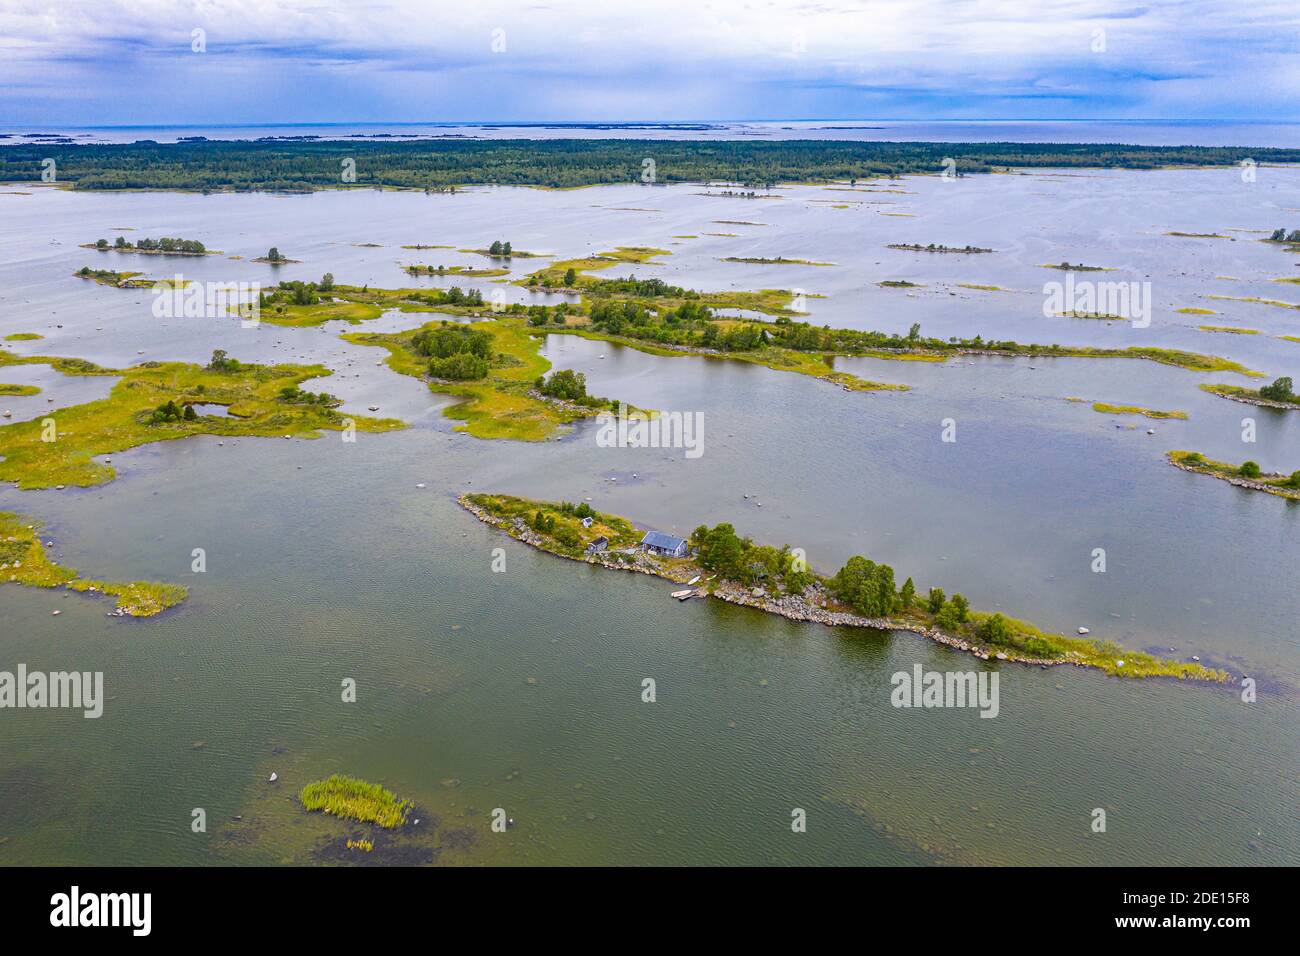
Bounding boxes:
[2,0,1298,125]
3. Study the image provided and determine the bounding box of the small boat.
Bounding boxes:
[1077,626,1090,635]
[671,589,696,600]
[686,576,700,585]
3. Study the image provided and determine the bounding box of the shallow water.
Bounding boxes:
[0,172,1296,866]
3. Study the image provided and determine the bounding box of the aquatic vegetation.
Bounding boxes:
[0,384,40,396]
[0,349,403,489]
[720,256,834,266]
[3,333,44,341]
[1199,325,1259,334]
[300,775,411,829]
[1207,294,1300,311]
[1040,262,1113,271]
[1068,398,1188,419]
[890,243,994,254]
[462,494,1226,681]
[1165,231,1228,238]
[880,280,921,288]
[956,283,1012,292]
[1175,307,1217,315]
[1168,450,1300,501]
[0,512,187,617]
[405,264,509,278]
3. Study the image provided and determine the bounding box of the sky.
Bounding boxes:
[1,0,1298,126]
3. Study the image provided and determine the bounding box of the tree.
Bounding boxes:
[977,613,1014,646]
[1287,471,1300,488]
[207,349,239,372]
[1259,376,1294,402]
[1240,460,1262,479]
[950,593,970,623]
[537,368,588,402]
[900,577,916,608]
[934,604,962,632]
[489,240,503,256]
[697,524,745,578]
[320,273,334,291]
[831,556,898,618]
[503,242,512,257]
[563,267,577,286]
[266,247,283,262]
[183,404,198,421]
[926,587,946,614]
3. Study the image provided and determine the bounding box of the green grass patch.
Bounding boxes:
[0,350,403,489]
[1199,325,1259,334]
[0,384,40,396]
[1073,399,1188,419]
[300,775,411,828]
[3,333,43,341]
[0,512,187,616]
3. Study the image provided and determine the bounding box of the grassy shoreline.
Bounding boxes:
[0,348,403,489]
[0,512,186,617]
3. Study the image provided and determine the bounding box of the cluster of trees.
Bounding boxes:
[526,303,571,326]
[149,399,197,424]
[262,276,333,308]
[487,241,513,257]
[690,523,812,593]
[529,507,585,548]
[97,236,206,253]
[411,322,493,381]
[278,385,337,406]
[1268,229,1300,242]
[12,140,1294,193]
[535,368,591,402]
[1259,376,1296,403]
[264,247,286,262]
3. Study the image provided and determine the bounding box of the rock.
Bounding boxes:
[1077,626,1090,635]
[268,772,278,783]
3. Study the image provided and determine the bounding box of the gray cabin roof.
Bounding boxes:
[641,531,687,551]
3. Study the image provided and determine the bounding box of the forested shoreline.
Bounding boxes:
[3,138,1297,191]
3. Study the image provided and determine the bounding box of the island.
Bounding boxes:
[0,347,403,489]
[1168,451,1300,500]
[889,243,994,254]
[83,235,217,256]
[1,512,187,617]
[1201,377,1300,410]
[460,493,1226,681]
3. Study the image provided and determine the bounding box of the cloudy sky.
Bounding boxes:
[2,0,1297,126]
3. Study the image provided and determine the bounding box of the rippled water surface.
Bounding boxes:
[0,171,1296,866]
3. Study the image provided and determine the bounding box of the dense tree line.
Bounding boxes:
[6,139,1296,192]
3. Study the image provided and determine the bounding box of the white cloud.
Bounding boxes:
[1,0,1297,123]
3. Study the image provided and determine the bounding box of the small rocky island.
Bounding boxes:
[460,493,1225,682]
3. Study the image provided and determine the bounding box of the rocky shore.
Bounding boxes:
[1168,457,1300,500]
